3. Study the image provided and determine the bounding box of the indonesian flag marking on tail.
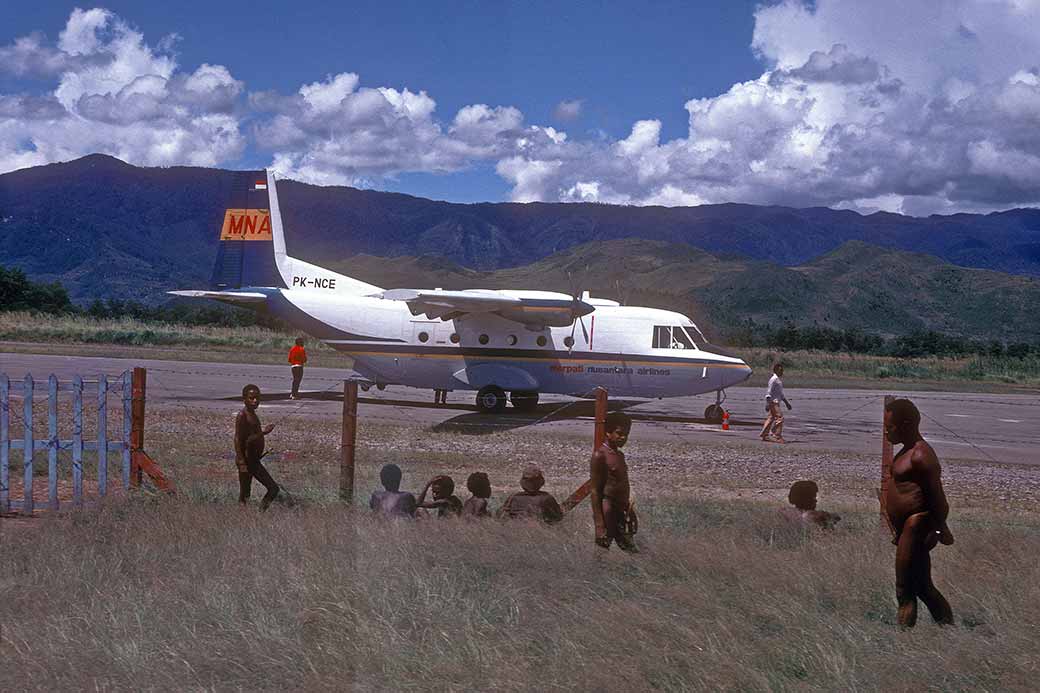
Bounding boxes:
[253,180,267,190]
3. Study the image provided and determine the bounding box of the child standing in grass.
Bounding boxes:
[234,384,280,511]
[590,411,638,552]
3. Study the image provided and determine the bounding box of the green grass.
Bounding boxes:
[0,310,312,350]
[740,348,1040,389]
[2,493,1037,691]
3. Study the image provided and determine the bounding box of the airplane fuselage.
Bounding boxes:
[265,287,752,398]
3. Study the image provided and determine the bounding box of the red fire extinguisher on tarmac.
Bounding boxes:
[722,409,730,431]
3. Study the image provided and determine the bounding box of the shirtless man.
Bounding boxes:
[369,463,417,518]
[462,472,492,519]
[590,411,637,552]
[884,398,955,628]
[498,467,563,523]
[234,384,280,511]
[782,480,841,529]
[417,475,463,518]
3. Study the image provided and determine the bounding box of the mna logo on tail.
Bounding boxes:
[220,209,272,240]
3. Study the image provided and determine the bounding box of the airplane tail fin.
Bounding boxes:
[209,170,382,295]
[209,171,286,290]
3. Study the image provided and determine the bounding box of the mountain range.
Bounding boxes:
[1,154,1038,341]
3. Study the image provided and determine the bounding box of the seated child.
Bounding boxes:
[462,472,492,519]
[498,466,563,524]
[369,463,417,518]
[781,480,841,529]
[417,474,463,518]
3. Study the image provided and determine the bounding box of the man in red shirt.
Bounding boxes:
[288,337,307,400]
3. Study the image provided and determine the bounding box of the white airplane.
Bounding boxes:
[171,170,752,416]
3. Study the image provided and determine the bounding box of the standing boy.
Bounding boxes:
[761,363,792,443]
[288,337,307,400]
[235,384,280,511]
[590,411,637,552]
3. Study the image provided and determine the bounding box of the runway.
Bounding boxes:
[1,352,1037,465]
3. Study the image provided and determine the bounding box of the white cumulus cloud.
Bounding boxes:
[4,2,1040,214]
[0,8,244,173]
[496,0,1040,211]
[254,71,534,186]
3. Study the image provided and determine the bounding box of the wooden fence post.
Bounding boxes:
[560,387,608,513]
[594,386,607,450]
[23,374,34,515]
[122,371,132,489]
[340,380,358,503]
[130,367,146,488]
[1,374,9,513]
[879,394,895,533]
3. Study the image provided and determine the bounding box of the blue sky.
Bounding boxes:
[2,1,1040,213]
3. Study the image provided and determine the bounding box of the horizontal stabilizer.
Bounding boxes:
[167,290,268,306]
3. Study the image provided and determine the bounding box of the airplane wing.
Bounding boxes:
[167,290,268,306]
[380,288,594,328]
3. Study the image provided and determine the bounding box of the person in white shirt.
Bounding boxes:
[761,363,792,443]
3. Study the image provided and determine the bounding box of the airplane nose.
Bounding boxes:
[729,363,753,387]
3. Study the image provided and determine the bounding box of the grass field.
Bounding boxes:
[3,493,1037,690]
[2,402,1039,690]
[2,311,1039,391]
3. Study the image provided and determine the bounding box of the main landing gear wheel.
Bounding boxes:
[510,390,540,413]
[476,386,508,413]
[704,404,725,424]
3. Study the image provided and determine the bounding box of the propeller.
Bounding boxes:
[567,266,593,351]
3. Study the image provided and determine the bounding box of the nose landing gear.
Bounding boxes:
[704,389,727,424]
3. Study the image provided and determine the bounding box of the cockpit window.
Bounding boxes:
[653,325,698,350]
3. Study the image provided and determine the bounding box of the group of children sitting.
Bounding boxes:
[369,463,565,523]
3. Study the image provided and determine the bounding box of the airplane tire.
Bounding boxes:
[704,404,724,424]
[476,386,508,414]
[510,390,540,412]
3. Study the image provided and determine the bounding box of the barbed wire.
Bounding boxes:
[917,409,1004,466]
[0,363,1032,473]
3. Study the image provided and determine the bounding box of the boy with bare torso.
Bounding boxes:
[590,411,637,552]
[417,475,463,518]
[369,463,417,518]
[884,398,954,628]
[234,384,280,511]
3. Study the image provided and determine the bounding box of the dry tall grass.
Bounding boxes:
[2,494,1037,691]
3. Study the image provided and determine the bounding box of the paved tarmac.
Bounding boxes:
[2,352,1037,465]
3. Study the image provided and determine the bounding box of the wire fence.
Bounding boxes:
[5,362,1030,474]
